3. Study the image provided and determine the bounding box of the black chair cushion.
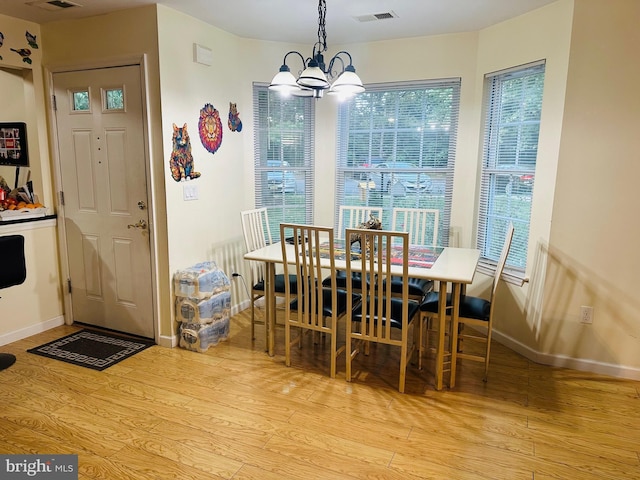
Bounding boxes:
[322,270,364,290]
[420,291,491,321]
[291,288,360,317]
[352,297,420,329]
[383,276,434,298]
[0,235,26,289]
[252,274,298,294]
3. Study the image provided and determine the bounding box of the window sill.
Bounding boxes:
[477,260,528,286]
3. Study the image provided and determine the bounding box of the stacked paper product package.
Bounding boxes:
[174,261,231,353]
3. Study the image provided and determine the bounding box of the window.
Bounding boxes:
[335,79,460,246]
[104,87,124,111]
[72,90,90,111]
[478,61,545,272]
[253,84,314,241]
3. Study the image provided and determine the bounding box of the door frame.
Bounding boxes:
[45,55,160,342]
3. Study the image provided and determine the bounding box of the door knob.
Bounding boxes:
[127,219,147,229]
[137,201,146,210]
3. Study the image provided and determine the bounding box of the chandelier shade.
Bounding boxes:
[329,65,365,94]
[269,65,299,92]
[269,0,364,99]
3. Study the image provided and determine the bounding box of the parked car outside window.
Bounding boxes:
[266,160,297,193]
[362,160,432,195]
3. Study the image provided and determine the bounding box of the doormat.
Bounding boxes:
[27,329,155,371]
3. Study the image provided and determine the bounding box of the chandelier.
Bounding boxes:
[269,0,365,99]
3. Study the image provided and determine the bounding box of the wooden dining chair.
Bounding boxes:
[280,223,360,378]
[392,207,440,247]
[337,206,383,238]
[241,207,296,343]
[323,205,383,292]
[345,228,420,393]
[388,207,440,301]
[419,222,515,382]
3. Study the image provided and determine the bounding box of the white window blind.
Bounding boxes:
[478,61,545,273]
[335,80,460,246]
[253,83,314,241]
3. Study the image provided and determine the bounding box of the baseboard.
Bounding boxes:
[157,334,177,348]
[0,316,65,346]
[232,299,250,315]
[158,300,250,349]
[492,329,640,381]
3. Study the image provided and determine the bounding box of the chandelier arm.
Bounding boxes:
[327,51,355,78]
[282,50,308,71]
[331,51,354,66]
[326,54,345,79]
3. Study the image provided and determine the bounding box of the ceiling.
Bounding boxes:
[0,0,558,44]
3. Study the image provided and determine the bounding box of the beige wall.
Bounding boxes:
[2,0,638,378]
[0,17,52,208]
[541,0,640,373]
[155,6,252,336]
[0,221,62,341]
[476,2,574,350]
[40,5,173,341]
[0,15,63,341]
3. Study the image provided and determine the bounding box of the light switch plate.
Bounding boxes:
[183,183,199,201]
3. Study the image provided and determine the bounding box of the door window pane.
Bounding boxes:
[72,90,90,111]
[105,88,124,111]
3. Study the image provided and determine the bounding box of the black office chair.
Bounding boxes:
[0,234,27,371]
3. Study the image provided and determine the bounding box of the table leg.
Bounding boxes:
[265,262,276,357]
[435,281,448,391]
[449,282,462,388]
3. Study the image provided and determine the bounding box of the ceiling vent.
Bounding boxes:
[26,0,81,11]
[355,11,398,23]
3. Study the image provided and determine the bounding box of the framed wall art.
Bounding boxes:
[0,122,29,167]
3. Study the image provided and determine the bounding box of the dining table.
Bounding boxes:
[243,237,480,390]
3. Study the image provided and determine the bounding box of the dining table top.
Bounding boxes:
[244,240,481,285]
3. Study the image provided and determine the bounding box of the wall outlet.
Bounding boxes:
[580,306,593,324]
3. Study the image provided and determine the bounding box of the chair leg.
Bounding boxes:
[250,297,256,341]
[346,334,355,382]
[330,328,337,379]
[449,317,461,389]
[399,340,408,394]
[417,314,425,370]
[284,319,291,367]
[483,326,493,382]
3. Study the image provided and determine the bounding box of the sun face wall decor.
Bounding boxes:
[198,103,223,155]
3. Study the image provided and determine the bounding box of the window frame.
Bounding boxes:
[252,83,315,241]
[334,79,461,246]
[477,61,546,280]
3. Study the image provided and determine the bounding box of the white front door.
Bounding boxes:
[53,65,154,338]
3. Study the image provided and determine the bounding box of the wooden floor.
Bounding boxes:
[1,310,639,480]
